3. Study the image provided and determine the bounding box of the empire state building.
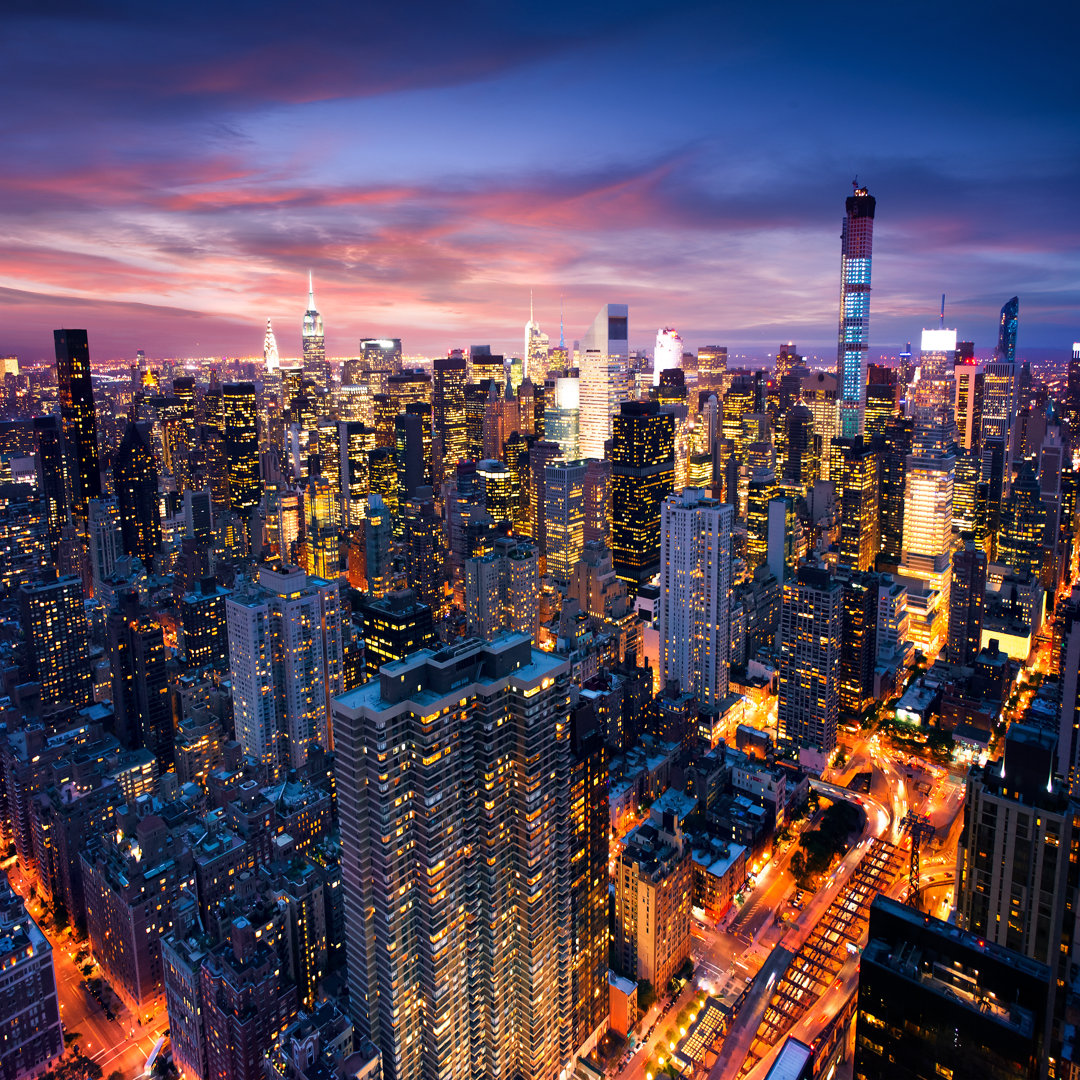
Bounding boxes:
[302,271,326,385]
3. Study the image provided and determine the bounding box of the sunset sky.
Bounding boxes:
[2,0,1078,362]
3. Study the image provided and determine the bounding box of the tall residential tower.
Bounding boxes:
[836,185,876,438]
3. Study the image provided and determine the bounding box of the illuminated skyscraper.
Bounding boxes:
[697,346,728,394]
[579,304,629,459]
[226,564,343,777]
[659,490,733,708]
[263,319,279,371]
[524,294,549,383]
[544,375,581,460]
[913,328,958,421]
[778,563,842,759]
[222,382,260,515]
[54,328,102,517]
[836,185,876,437]
[979,359,1019,536]
[19,576,92,708]
[544,459,586,583]
[953,363,984,451]
[865,364,900,440]
[433,352,468,481]
[899,421,955,659]
[114,420,161,569]
[996,295,1019,362]
[997,464,1045,578]
[301,271,325,372]
[334,634,573,1080]
[610,401,675,597]
[837,438,879,572]
[653,327,683,386]
[880,416,915,561]
[839,573,877,719]
[1066,343,1080,444]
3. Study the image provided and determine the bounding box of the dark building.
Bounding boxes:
[19,575,92,708]
[878,415,914,561]
[1067,344,1080,446]
[200,918,300,1080]
[394,411,425,502]
[114,420,161,568]
[181,577,231,671]
[360,588,436,674]
[569,700,610,1050]
[839,572,877,719]
[782,403,817,489]
[33,415,68,550]
[54,328,102,518]
[997,295,1019,362]
[855,894,1050,1080]
[222,382,260,515]
[107,590,174,768]
[997,463,1045,577]
[836,437,879,572]
[948,542,987,666]
[609,401,674,597]
[402,491,445,617]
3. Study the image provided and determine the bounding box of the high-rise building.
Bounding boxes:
[263,318,280,371]
[837,438,879,572]
[524,296,549,384]
[19,576,92,707]
[912,328,957,421]
[0,872,64,1079]
[697,346,728,393]
[955,723,1077,1057]
[545,459,587,583]
[359,588,436,674]
[1066,342,1080,445]
[568,701,610,1054]
[222,382,260,515]
[34,415,68,548]
[947,543,987,666]
[433,352,468,482]
[659,489,733,708]
[87,496,123,595]
[799,370,838,480]
[544,375,581,460]
[856,894,1050,1080]
[579,304,630,458]
[226,564,343,776]
[108,590,173,768]
[334,634,574,1080]
[836,185,876,437]
[610,401,675,597]
[997,295,1019,362]
[181,577,231,671]
[839,572,877,719]
[778,563,842,759]
[898,421,955,659]
[953,363,984,451]
[979,360,1019,531]
[55,328,102,520]
[402,490,445,617]
[114,420,161,568]
[746,466,777,569]
[997,463,1045,578]
[302,271,326,374]
[865,363,899,439]
[879,416,914,562]
[653,327,683,386]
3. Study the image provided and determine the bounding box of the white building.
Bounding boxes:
[659,489,733,708]
[227,563,343,777]
[653,327,683,386]
[579,304,630,459]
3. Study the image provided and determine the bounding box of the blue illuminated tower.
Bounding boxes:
[836,184,876,438]
[996,295,1018,361]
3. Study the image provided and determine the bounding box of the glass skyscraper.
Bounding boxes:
[836,185,876,438]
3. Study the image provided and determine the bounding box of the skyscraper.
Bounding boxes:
[947,542,987,666]
[864,363,899,439]
[263,318,280,371]
[996,295,1019,362]
[334,634,574,1080]
[579,304,629,458]
[659,489,733,708]
[653,327,683,386]
[979,359,1019,533]
[836,438,879,572]
[302,271,325,371]
[222,382,260,515]
[433,351,468,483]
[19,576,92,707]
[836,185,876,438]
[544,459,587,584]
[953,362,984,451]
[839,573,877,719]
[226,564,343,777]
[54,328,102,517]
[610,401,675,597]
[107,590,173,768]
[879,416,914,562]
[114,420,161,569]
[778,563,842,760]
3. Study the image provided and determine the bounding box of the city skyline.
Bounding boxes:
[1,1,1077,361]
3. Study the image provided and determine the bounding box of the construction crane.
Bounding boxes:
[899,811,936,908]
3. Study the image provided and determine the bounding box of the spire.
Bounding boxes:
[559,296,565,349]
[308,270,316,311]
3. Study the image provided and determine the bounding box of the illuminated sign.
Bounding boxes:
[920,329,957,353]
